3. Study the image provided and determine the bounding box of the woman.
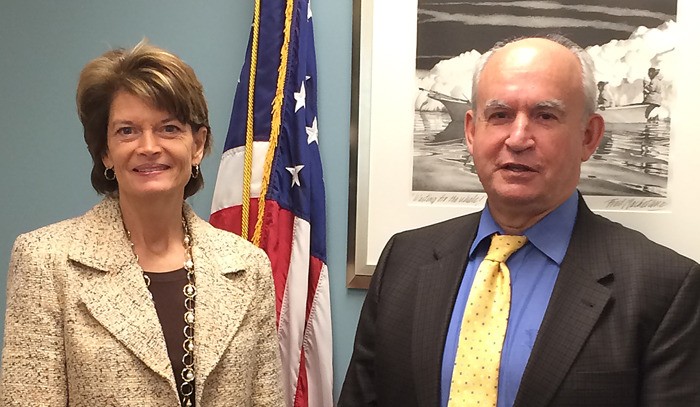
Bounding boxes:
[0,41,282,406]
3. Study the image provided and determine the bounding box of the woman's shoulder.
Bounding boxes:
[12,198,117,258]
[13,216,82,256]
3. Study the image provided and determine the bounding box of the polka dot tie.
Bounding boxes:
[447,234,528,407]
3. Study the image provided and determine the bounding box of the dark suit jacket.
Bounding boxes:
[339,197,700,406]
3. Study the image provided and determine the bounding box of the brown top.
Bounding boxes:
[144,268,194,406]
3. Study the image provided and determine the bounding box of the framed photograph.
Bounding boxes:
[348,0,700,289]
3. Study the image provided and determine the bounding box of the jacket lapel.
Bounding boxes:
[69,199,258,399]
[515,200,612,407]
[184,210,255,402]
[69,198,174,383]
[413,214,480,406]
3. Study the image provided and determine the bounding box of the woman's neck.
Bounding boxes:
[118,194,188,272]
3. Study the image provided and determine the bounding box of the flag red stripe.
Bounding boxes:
[210,200,295,325]
[293,352,309,407]
[306,256,323,321]
[259,200,295,324]
[210,198,260,238]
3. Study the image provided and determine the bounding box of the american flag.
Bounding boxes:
[209,0,332,406]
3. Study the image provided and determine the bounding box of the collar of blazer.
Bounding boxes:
[66,197,249,275]
[67,197,257,395]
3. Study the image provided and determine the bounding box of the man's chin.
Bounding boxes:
[487,185,541,205]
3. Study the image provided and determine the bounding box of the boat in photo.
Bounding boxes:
[420,88,471,122]
[598,103,657,124]
[419,88,471,143]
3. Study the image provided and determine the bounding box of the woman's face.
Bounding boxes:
[102,91,205,203]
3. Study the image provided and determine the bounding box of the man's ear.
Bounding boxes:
[581,113,605,162]
[465,109,476,155]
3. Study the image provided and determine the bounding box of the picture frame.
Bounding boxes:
[347,0,700,289]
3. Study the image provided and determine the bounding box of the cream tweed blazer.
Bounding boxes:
[1,198,283,406]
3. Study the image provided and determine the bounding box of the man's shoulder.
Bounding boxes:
[394,211,481,241]
[578,209,697,268]
[382,212,481,259]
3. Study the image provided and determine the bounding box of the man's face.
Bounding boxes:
[465,39,604,217]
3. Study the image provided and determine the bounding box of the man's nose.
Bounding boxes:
[505,113,535,151]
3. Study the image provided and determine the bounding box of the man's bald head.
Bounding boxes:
[471,35,597,116]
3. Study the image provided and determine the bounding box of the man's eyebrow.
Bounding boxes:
[482,99,566,109]
[483,99,511,110]
[534,99,566,111]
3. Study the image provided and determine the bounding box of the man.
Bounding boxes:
[643,67,663,121]
[596,81,615,109]
[339,36,700,407]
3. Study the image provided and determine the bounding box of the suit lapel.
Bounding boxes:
[413,214,480,407]
[515,200,612,407]
[70,198,174,383]
[185,211,255,403]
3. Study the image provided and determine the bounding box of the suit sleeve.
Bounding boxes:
[338,235,396,407]
[251,255,284,407]
[641,262,700,406]
[0,234,68,405]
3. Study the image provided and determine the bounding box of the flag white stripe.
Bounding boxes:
[277,217,311,406]
[303,263,333,407]
[210,142,270,213]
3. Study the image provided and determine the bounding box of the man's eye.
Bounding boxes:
[116,127,134,135]
[537,112,558,121]
[488,111,509,121]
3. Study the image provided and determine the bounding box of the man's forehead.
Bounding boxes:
[476,39,582,104]
[494,44,540,69]
[486,38,576,73]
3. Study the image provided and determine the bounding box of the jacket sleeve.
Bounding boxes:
[641,262,700,406]
[0,234,68,406]
[337,235,396,407]
[252,255,284,407]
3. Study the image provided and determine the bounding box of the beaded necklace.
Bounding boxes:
[126,217,196,406]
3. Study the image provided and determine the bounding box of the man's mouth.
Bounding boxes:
[501,163,535,172]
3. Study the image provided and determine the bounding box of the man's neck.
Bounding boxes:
[487,198,571,235]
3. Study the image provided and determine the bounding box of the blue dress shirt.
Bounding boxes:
[441,192,579,407]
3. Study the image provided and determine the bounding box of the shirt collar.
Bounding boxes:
[470,191,579,265]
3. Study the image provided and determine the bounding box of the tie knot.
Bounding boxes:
[484,234,527,262]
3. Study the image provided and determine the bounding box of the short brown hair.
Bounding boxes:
[76,39,212,198]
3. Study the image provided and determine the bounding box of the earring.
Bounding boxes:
[104,167,116,181]
[191,164,200,179]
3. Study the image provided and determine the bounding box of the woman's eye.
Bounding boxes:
[163,124,181,133]
[116,127,134,135]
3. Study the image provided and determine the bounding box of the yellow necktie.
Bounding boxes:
[448,234,528,407]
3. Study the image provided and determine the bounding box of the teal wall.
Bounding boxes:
[0,0,364,401]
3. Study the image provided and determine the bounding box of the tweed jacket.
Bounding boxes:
[339,196,700,406]
[0,198,282,406]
